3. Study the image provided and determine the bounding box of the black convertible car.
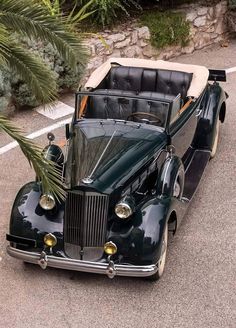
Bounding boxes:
[6,58,227,280]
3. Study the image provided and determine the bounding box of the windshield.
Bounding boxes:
[75,91,176,128]
[65,121,165,189]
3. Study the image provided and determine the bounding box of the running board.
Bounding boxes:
[183,150,211,200]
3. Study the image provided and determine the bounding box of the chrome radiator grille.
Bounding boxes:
[64,190,109,247]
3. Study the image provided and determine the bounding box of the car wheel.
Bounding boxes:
[147,224,168,281]
[210,118,220,159]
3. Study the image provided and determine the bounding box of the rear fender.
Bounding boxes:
[193,84,226,150]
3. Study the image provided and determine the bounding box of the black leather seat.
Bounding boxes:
[108,67,143,92]
[97,66,193,100]
[155,69,192,99]
[88,66,191,122]
[135,92,176,127]
[86,89,136,120]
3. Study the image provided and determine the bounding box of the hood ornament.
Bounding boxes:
[82,177,93,184]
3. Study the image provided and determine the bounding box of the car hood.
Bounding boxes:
[65,120,167,194]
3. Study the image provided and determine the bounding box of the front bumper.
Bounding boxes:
[7,246,157,278]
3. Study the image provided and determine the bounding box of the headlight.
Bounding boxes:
[39,194,56,210]
[115,201,133,219]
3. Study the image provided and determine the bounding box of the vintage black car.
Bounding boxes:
[6,58,227,280]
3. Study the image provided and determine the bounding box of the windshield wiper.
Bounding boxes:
[82,130,117,184]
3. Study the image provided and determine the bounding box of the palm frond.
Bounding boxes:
[0,0,88,69]
[0,24,10,66]
[1,40,57,105]
[0,114,65,200]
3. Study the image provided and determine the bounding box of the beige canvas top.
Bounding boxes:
[84,57,209,99]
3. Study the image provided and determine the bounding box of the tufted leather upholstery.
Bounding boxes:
[98,66,193,100]
[108,67,143,92]
[86,66,191,122]
[85,89,177,124]
[135,92,176,127]
[86,89,136,120]
[155,70,192,99]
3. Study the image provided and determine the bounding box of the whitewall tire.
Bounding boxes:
[210,118,220,158]
[148,225,168,281]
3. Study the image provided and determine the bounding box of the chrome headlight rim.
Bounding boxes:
[115,202,133,219]
[39,193,56,210]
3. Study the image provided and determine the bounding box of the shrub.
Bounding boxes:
[140,10,190,49]
[0,38,84,110]
[0,70,12,113]
[229,0,236,10]
[78,0,141,27]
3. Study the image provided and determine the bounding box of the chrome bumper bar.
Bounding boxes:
[7,246,157,278]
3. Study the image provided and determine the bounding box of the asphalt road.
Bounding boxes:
[0,41,236,328]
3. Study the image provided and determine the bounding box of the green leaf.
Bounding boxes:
[0,114,65,200]
[0,0,87,69]
[1,40,58,105]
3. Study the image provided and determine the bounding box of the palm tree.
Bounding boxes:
[0,0,88,199]
[0,116,65,200]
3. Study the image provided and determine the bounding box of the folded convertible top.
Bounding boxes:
[85,57,210,99]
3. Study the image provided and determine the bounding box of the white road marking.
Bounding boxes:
[226,67,236,74]
[0,117,72,155]
[35,101,74,120]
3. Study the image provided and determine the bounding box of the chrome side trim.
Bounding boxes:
[7,246,157,278]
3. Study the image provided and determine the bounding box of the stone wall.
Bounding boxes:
[84,0,228,78]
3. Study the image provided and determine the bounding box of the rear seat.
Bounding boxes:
[97,66,193,100]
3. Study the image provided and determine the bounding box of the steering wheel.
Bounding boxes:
[127,112,162,124]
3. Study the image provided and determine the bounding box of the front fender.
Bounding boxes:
[156,155,184,198]
[9,182,64,250]
[135,197,172,263]
[108,196,174,265]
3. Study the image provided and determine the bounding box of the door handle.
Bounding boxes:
[196,109,202,117]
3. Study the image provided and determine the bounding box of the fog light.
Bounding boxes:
[104,241,117,255]
[44,233,57,248]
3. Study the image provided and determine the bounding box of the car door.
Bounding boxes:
[169,100,199,159]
